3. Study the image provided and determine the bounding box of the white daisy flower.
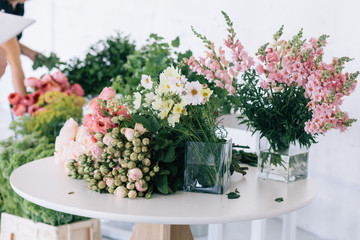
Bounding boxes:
[183,81,203,105]
[143,92,155,107]
[133,92,142,110]
[167,113,180,127]
[141,75,153,89]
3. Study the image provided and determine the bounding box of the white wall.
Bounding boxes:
[2,0,360,239]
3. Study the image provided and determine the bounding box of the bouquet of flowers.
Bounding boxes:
[8,70,84,117]
[183,12,358,173]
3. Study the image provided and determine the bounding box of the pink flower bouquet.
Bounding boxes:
[8,70,85,117]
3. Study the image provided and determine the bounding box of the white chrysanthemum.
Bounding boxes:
[158,80,171,94]
[143,92,155,107]
[183,81,203,105]
[141,75,153,89]
[133,92,142,110]
[163,66,181,79]
[151,95,162,110]
[167,113,180,127]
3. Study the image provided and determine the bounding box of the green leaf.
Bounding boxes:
[161,146,175,163]
[155,175,169,194]
[226,188,240,199]
[275,197,284,203]
[171,37,180,48]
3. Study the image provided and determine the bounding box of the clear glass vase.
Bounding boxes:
[183,139,232,194]
[257,137,309,183]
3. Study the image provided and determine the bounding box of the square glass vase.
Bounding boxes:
[257,137,309,183]
[183,139,232,194]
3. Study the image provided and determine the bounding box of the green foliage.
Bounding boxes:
[32,52,64,71]
[0,135,88,226]
[62,33,136,97]
[11,92,84,142]
[112,33,192,96]
[237,69,316,152]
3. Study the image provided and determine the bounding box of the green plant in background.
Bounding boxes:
[32,52,64,71]
[62,33,136,97]
[0,135,88,226]
[111,33,194,96]
[11,92,85,142]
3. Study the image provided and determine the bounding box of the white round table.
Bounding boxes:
[10,157,318,240]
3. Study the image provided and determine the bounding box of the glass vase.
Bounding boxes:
[183,139,232,194]
[257,137,309,183]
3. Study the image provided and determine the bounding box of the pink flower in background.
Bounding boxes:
[98,87,116,100]
[128,168,143,181]
[28,105,39,116]
[53,71,68,85]
[31,91,41,104]
[255,64,265,75]
[24,77,41,88]
[12,104,26,116]
[21,94,34,106]
[41,73,53,83]
[124,128,135,141]
[8,92,22,105]
[70,83,84,96]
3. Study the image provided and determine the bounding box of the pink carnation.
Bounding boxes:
[102,134,113,146]
[91,144,103,160]
[24,77,42,88]
[70,83,84,97]
[98,87,116,100]
[135,181,148,192]
[12,104,27,116]
[124,128,135,142]
[8,92,22,105]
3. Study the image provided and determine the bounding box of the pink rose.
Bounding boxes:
[24,77,42,88]
[61,141,87,164]
[98,87,116,100]
[12,104,27,116]
[70,83,84,97]
[21,94,34,106]
[28,105,39,116]
[128,168,143,181]
[114,186,128,198]
[94,116,115,134]
[114,105,130,118]
[53,71,69,85]
[134,123,146,135]
[31,91,41,104]
[106,178,115,188]
[76,126,95,151]
[89,97,102,113]
[124,128,135,142]
[91,144,103,160]
[102,133,113,146]
[83,114,97,132]
[55,118,79,152]
[8,92,22,105]
[41,73,53,83]
[135,181,148,192]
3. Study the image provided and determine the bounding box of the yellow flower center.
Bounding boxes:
[176,83,180,87]
[191,89,198,96]
[203,92,208,97]
[167,84,171,89]
[146,78,150,83]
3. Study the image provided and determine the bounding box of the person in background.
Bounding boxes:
[0,47,7,77]
[1,0,39,95]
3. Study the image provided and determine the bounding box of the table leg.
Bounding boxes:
[130,223,194,240]
[282,212,297,240]
[207,224,223,240]
[251,219,266,240]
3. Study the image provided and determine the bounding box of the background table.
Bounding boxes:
[10,157,318,239]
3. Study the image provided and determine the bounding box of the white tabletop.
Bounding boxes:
[10,157,318,225]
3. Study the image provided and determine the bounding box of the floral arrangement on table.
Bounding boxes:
[8,70,84,117]
[55,62,251,198]
[185,12,358,180]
